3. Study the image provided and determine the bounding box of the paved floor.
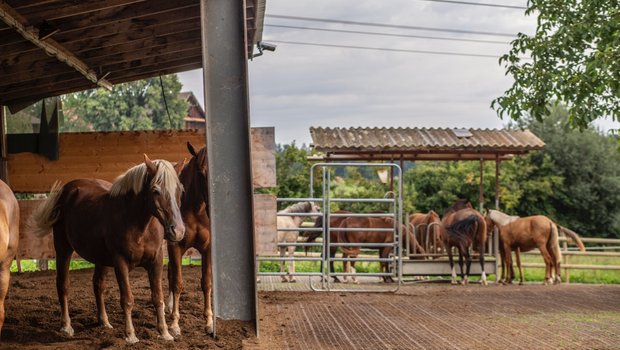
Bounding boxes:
[249,277,620,350]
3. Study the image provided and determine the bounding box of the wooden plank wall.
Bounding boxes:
[7,128,276,192]
[12,128,278,259]
[254,194,277,255]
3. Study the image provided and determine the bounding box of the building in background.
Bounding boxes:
[179,91,206,129]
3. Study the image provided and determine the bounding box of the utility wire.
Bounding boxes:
[418,0,527,9]
[270,40,503,58]
[266,24,510,45]
[266,14,516,38]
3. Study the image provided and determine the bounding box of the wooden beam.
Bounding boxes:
[17,0,148,23]
[0,2,113,91]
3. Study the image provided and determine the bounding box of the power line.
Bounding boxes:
[265,24,510,45]
[266,14,516,38]
[270,40,502,58]
[418,0,527,9]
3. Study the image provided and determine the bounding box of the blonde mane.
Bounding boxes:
[488,209,519,226]
[110,160,183,198]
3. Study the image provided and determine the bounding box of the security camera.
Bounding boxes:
[258,41,277,52]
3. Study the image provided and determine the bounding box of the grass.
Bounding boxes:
[11,256,202,273]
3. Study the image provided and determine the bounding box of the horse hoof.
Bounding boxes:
[451,280,458,285]
[60,325,74,337]
[101,322,113,329]
[332,278,341,284]
[289,278,297,283]
[280,278,288,283]
[159,332,174,341]
[481,280,488,286]
[206,324,214,335]
[125,334,140,344]
[170,325,181,337]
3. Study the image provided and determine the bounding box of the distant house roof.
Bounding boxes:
[179,91,205,120]
[309,127,545,161]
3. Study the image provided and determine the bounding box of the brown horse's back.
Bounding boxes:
[501,215,555,252]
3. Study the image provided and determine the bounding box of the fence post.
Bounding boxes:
[562,235,569,284]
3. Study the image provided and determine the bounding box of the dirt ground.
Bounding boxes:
[0,266,254,350]
[254,279,620,350]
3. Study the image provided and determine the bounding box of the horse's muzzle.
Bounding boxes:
[165,223,185,242]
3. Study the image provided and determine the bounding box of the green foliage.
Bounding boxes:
[492,0,619,128]
[61,75,188,132]
[275,142,313,203]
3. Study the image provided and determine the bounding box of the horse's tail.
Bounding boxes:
[550,223,562,263]
[446,215,479,236]
[304,216,324,254]
[29,181,64,237]
[558,225,586,252]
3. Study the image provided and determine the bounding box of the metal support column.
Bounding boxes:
[200,0,256,331]
[478,158,484,212]
[494,154,500,209]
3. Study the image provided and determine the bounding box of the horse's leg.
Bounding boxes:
[538,245,554,285]
[288,245,296,283]
[447,245,457,285]
[381,248,394,283]
[342,251,349,283]
[279,247,287,283]
[330,246,340,283]
[503,243,513,284]
[515,247,525,285]
[167,243,184,337]
[464,249,472,285]
[458,247,465,285]
[114,261,139,343]
[478,240,487,286]
[93,265,113,329]
[201,251,214,335]
[146,258,173,341]
[0,260,11,337]
[54,234,74,337]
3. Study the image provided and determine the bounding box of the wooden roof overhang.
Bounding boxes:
[0,0,265,112]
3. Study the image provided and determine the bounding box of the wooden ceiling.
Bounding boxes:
[0,0,265,111]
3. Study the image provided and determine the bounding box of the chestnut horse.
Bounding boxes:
[441,199,487,285]
[30,155,185,344]
[166,143,214,336]
[0,180,19,338]
[337,216,398,283]
[408,210,442,255]
[305,210,351,283]
[486,209,586,285]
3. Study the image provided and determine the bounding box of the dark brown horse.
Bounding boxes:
[441,199,487,285]
[30,155,185,344]
[408,210,442,255]
[166,143,213,336]
[336,216,398,283]
[0,180,19,338]
[305,210,351,283]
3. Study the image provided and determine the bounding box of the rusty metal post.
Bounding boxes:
[495,154,500,209]
[200,0,257,334]
[478,158,484,212]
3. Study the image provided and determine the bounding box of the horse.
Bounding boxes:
[166,142,213,336]
[277,201,321,282]
[336,216,398,283]
[304,210,351,283]
[408,210,442,255]
[29,155,185,344]
[441,199,487,285]
[0,180,19,338]
[486,209,586,285]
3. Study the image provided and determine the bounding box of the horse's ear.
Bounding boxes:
[174,158,186,175]
[143,154,157,175]
[187,142,197,157]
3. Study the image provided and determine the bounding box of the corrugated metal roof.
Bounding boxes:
[310,127,544,157]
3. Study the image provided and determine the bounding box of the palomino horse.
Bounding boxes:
[441,200,488,285]
[486,209,585,285]
[408,210,442,255]
[277,201,321,282]
[30,155,185,344]
[0,180,19,338]
[336,216,398,283]
[166,143,213,336]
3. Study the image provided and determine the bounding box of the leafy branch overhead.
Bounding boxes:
[493,0,619,129]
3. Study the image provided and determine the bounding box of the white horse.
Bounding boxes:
[277,201,321,282]
[487,209,519,226]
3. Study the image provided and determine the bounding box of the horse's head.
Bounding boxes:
[143,154,186,242]
[184,142,209,207]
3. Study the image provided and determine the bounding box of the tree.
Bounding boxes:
[275,142,313,202]
[61,75,188,132]
[493,1,619,129]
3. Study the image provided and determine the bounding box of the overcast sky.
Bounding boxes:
[178,0,618,145]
